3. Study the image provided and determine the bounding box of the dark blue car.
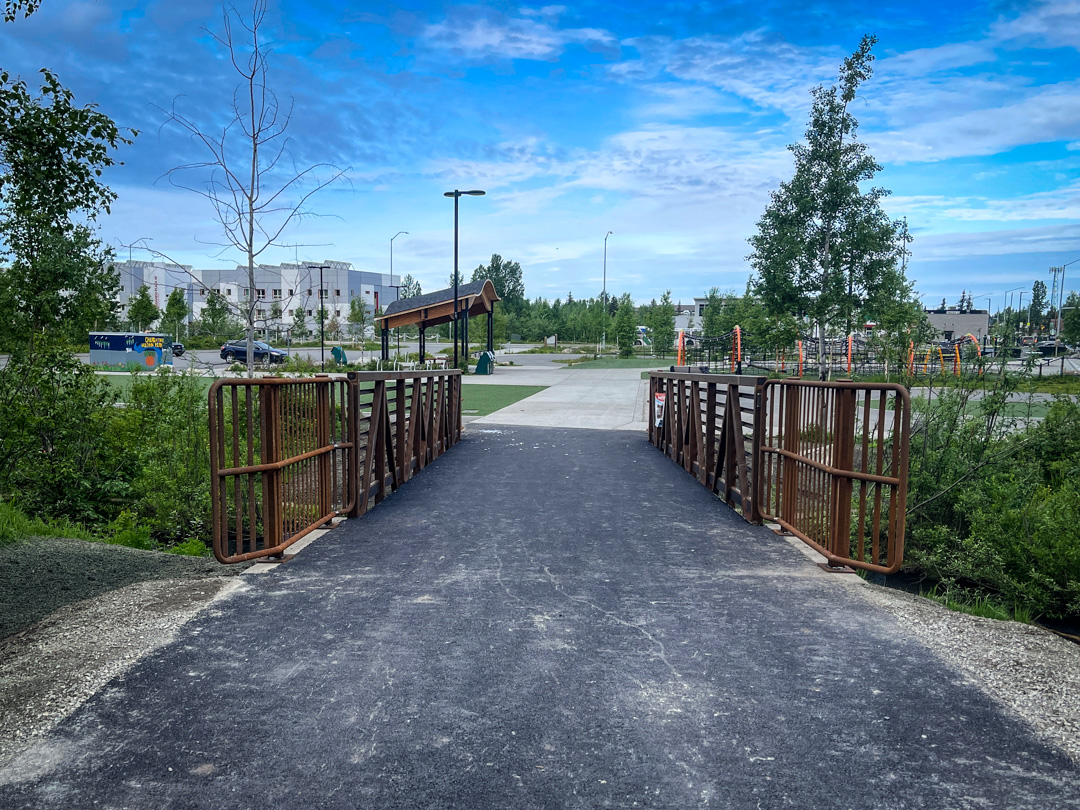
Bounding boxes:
[220,340,288,364]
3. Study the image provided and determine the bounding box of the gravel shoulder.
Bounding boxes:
[0,537,248,767]
[0,536,247,640]
[855,582,1080,763]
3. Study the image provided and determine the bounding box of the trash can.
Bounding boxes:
[474,351,495,375]
[331,346,348,365]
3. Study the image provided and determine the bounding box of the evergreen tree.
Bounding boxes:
[701,287,727,338]
[651,290,676,356]
[400,274,421,300]
[160,288,189,340]
[291,308,309,340]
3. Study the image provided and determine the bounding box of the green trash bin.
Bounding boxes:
[331,346,348,365]
[474,351,495,375]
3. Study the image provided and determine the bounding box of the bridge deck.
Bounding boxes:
[2,426,1078,808]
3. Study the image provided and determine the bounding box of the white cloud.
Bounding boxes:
[869,79,1080,163]
[422,9,614,61]
[613,30,840,114]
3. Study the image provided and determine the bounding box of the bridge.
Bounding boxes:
[1,366,1077,808]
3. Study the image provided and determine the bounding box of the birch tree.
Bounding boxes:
[160,1,346,374]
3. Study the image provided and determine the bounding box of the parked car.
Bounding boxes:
[170,342,185,358]
[220,340,288,364]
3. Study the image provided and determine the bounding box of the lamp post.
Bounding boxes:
[1053,258,1079,372]
[117,237,153,329]
[602,231,612,353]
[311,264,331,371]
[390,231,407,355]
[443,189,485,368]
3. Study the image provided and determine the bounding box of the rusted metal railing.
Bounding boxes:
[348,370,462,516]
[649,372,766,522]
[209,370,462,564]
[648,372,911,573]
[757,380,911,573]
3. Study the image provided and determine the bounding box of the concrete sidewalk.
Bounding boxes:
[468,366,651,430]
[1,427,1077,809]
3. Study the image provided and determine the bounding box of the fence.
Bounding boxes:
[758,380,910,574]
[648,371,911,573]
[649,372,765,522]
[209,370,461,564]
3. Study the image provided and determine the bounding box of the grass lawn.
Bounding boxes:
[97,372,217,398]
[562,357,673,369]
[461,384,548,416]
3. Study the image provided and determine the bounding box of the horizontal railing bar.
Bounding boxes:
[217,442,352,477]
[760,446,902,486]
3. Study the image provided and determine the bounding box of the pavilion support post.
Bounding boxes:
[419,324,426,363]
[381,327,390,361]
[487,309,494,352]
[464,309,470,359]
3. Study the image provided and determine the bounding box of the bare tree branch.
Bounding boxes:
[155,1,348,373]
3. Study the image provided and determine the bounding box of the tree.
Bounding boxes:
[347,296,370,343]
[614,293,636,358]
[701,287,727,338]
[471,254,525,311]
[160,1,345,375]
[651,290,676,356]
[160,288,189,341]
[127,285,160,332]
[325,316,343,342]
[1030,280,1048,333]
[400,274,421,300]
[291,308,309,340]
[0,69,133,350]
[748,35,905,379]
[1063,291,1080,347]
[195,291,241,341]
[4,0,40,22]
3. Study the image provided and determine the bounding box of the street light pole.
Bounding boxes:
[390,231,408,356]
[602,231,612,353]
[311,264,331,371]
[443,190,485,368]
[1055,258,1079,372]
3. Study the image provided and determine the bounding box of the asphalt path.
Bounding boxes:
[2,427,1077,808]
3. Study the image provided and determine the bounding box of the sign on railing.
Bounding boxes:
[209,370,462,564]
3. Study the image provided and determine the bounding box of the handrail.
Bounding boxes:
[209,369,463,564]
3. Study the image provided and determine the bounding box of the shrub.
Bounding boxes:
[905,378,1080,620]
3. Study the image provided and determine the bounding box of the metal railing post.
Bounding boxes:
[828,387,857,562]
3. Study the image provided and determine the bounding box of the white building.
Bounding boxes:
[111,259,401,336]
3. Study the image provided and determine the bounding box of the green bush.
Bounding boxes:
[906,377,1080,620]
[112,370,211,547]
[0,343,133,524]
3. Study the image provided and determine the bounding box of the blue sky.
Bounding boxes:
[3,0,1079,308]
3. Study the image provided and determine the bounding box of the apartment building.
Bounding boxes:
[112,259,400,332]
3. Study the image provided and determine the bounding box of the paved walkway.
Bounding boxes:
[464,358,657,430]
[2,426,1077,809]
